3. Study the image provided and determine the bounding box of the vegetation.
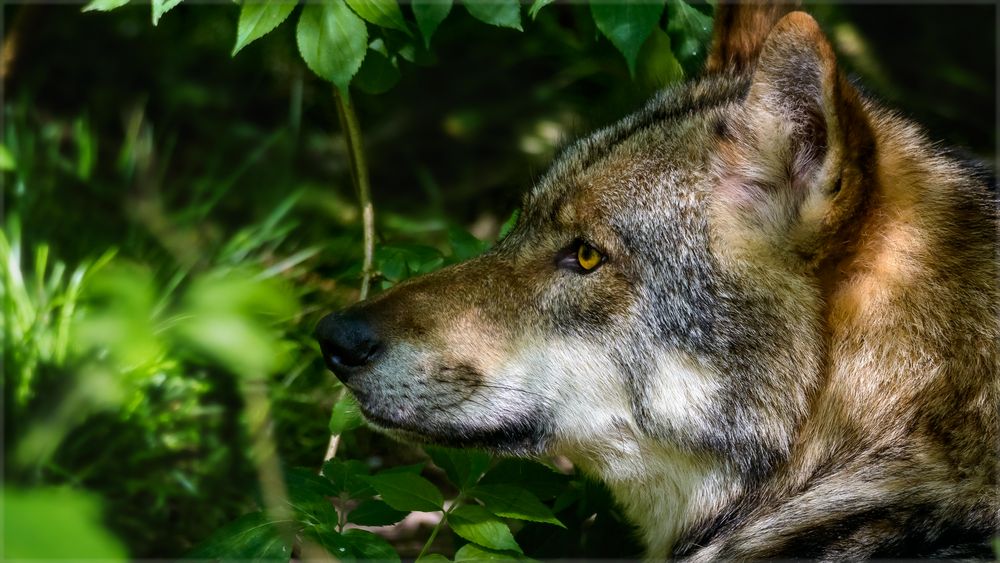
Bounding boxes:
[2,1,993,560]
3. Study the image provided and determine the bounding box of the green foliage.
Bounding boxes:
[233,0,299,55]
[412,0,453,47]
[665,0,713,76]
[3,487,128,559]
[364,472,445,512]
[296,0,369,96]
[464,0,523,31]
[591,0,666,76]
[186,512,290,561]
[82,0,713,95]
[13,0,731,559]
[346,0,411,34]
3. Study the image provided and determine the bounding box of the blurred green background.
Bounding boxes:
[2,1,995,559]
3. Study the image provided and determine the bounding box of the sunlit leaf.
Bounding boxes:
[233,0,299,55]
[527,0,555,20]
[418,554,452,563]
[174,270,298,377]
[497,208,520,242]
[465,0,522,31]
[454,543,525,562]
[448,505,521,553]
[637,26,684,87]
[82,0,130,12]
[328,393,366,434]
[0,144,15,171]
[470,484,563,527]
[412,0,452,47]
[151,0,182,25]
[345,0,410,34]
[297,0,368,95]
[4,487,127,560]
[590,0,665,76]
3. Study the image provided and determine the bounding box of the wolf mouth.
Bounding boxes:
[351,390,548,454]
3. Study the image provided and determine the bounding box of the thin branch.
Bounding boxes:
[333,88,375,300]
[323,88,376,464]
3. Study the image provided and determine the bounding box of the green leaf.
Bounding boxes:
[418,554,452,563]
[174,270,298,377]
[322,459,376,499]
[342,529,401,561]
[0,144,15,171]
[296,0,368,95]
[448,505,521,553]
[412,0,452,47]
[363,472,444,512]
[464,0,522,31]
[82,0,130,11]
[233,0,299,55]
[376,244,445,281]
[527,0,555,20]
[4,487,127,560]
[379,462,426,475]
[151,0,182,25]
[478,459,569,501]
[637,25,684,88]
[286,466,339,501]
[496,208,520,242]
[329,393,366,434]
[590,0,665,76]
[187,511,289,560]
[470,484,563,527]
[346,0,410,34]
[447,227,490,261]
[426,447,491,491]
[348,499,408,526]
[353,47,402,94]
[454,543,525,562]
[665,0,713,76]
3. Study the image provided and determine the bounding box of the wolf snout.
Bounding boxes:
[314,310,382,383]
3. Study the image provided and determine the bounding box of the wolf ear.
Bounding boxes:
[717,12,874,263]
[705,2,799,74]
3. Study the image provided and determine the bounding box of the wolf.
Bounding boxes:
[315,4,998,559]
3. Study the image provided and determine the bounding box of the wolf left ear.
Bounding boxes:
[718,12,874,265]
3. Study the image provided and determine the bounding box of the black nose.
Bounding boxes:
[314,310,382,383]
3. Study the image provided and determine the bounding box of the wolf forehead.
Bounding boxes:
[523,72,752,223]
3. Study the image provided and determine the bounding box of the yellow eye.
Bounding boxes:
[576,243,603,271]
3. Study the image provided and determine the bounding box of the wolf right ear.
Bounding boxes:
[705,1,799,74]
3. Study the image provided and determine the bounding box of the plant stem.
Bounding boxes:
[241,378,296,546]
[333,88,375,300]
[322,89,376,465]
[416,500,462,560]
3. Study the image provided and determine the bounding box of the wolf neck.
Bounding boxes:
[570,440,744,558]
[799,115,998,468]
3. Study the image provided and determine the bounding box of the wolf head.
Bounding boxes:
[316,8,874,516]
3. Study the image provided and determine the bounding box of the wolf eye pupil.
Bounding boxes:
[577,243,602,271]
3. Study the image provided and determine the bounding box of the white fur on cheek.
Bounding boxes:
[502,340,742,557]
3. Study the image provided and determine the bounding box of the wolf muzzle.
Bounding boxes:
[314,309,381,385]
